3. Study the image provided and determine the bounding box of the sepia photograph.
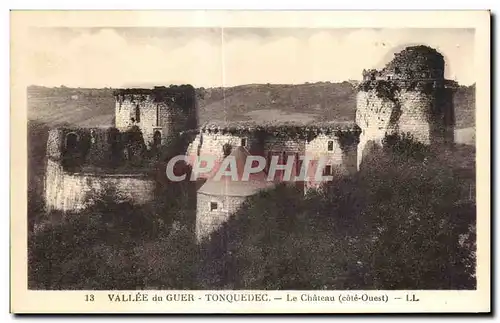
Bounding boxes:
[10,10,491,314]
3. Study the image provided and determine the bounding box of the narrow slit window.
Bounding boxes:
[241,137,247,147]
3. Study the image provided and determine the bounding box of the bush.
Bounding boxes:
[28,184,197,290]
[28,141,476,290]
[198,145,476,290]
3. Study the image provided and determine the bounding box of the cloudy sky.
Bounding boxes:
[24,27,475,88]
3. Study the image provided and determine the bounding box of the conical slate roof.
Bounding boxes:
[198,146,275,197]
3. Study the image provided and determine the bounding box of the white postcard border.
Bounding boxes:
[10,10,491,314]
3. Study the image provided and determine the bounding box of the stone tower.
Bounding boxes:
[355,45,456,168]
[114,85,198,149]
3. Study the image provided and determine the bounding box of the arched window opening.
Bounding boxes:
[65,132,79,152]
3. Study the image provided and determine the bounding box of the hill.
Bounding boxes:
[27,82,475,129]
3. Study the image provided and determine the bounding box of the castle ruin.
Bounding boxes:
[44,85,198,212]
[42,45,456,242]
[356,45,456,168]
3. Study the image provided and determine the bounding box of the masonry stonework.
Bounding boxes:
[114,86,197,146]
[41,45,455,243]
[356,45,456,169]
[196,192,246,242]
[45,159,156,212]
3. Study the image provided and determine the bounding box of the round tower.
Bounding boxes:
[114,85,197,150]
[356,45,455,169]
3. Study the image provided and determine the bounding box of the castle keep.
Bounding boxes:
[356,45,456,168]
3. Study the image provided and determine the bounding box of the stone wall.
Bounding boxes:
[196,192,246,242]
[46,127,152,171]
[114,86,198,146]
[115,95,174,145]
[356,45,455,168]
[187,131,258,179]
[198,132,255,158]
[397,90,434,143]
[186,128,359,183]
[356,87,438,168]
[305,134,346,172]
[45,159,156,212]
[303,134,358,190]
[263,136,305,154]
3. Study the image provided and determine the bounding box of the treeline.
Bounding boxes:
[28,135,476,290]
[28,85,115,98]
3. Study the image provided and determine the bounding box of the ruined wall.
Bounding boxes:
[263,136,305,156]
[46,127,151,171]
[355,45,455,169]
[196,192,246,242]
[305,134,348,173]
[44,127,157,212]
[198,132,257,159]
[187,131,259,179]
[303,132,358,191]
[186,126,360,183]
[356,88,434,168]
[115,94,173,145]
[114,86,198,147]
[45,159,156,212]
[397,90,434,143]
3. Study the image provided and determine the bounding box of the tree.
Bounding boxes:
[198,138,476,290]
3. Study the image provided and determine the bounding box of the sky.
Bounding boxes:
[23,27,475,88]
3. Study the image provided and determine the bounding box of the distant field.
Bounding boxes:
[27,82,475,129]
[243,109,318,124]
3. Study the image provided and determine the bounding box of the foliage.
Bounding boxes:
[28,184,197,290]
[382,132,431,161]
[202,121,360,142]
[335,129,361,150]
[198,146,476,290]
[358,79,443,101]
[29,141,475,290]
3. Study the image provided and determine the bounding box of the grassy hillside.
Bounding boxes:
[27,82,475,128]
[28,86,115,128]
